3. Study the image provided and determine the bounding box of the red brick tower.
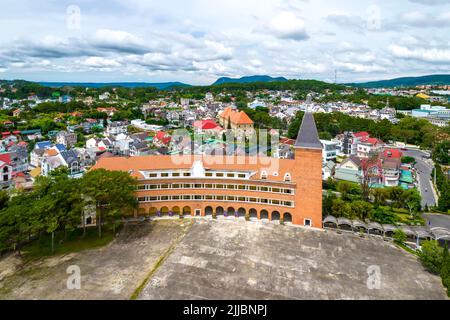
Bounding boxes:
[292,113,323,228]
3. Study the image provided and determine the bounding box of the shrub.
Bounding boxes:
[420,240,443,274]
[441,244,450,296]
[393,229,407,244]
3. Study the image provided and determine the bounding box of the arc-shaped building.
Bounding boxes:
[92,112,323,227]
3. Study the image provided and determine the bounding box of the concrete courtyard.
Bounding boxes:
[0,219,447,300]
[139,219,447,300]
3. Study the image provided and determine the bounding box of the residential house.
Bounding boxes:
[193,119,223,135]
[322,160,336,181]
[41,148,81,177]
[153,131,172,147]
[341,131,370,156]
[320,139,341,163]
[334,156,362,183]
[218,107,254,137]
[357,137,383,159]
[113,133,134,156]
[56,131,77,148]
[380,148,403,187]
[106,121,128,135]
[97,107,117,117]
[129,141,150,156]
[99,92,111,101]
[0,156,13,189]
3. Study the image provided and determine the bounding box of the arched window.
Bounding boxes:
[284,173,291,182]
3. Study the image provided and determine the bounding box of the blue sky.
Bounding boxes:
[0,0,449,85]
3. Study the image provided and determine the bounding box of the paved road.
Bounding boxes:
[423,213,450,230]
[402,149,437,208]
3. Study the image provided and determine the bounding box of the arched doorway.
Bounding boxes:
[183,206,191,216]
[172,206,181,216]
[216,206,224,216]
[160,206,169,217]
[271,211,280,221]
[237,208,246,218]
[283,212,292,223]
[249,208,257,219]
[149,207,157,217]
[138,207,146,216]
[205,206,213,216]
[260,210,269,220]
[227,207,235,217]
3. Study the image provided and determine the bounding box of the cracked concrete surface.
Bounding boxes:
[138,219,447,300]
[0,219,447,300]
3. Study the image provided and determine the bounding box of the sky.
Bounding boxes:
[0,0,449,85]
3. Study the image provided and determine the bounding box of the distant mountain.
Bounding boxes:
[212,75,288,86]
[346,74,450,88]
[37,81,191,90]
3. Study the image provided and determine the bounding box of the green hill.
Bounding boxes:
[347,74,450,88]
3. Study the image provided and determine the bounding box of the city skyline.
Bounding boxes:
[1,0,450,84]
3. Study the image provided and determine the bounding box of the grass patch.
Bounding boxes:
[21,226,116,260]
[395,241,420,257]
[395,213,425,226]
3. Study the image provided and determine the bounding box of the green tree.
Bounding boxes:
[403,189,422,217]
[371,188,388,207]
[331,198,351,218]
[440,243,450,296]
[389,187,405,209]
[372,207,397,224]
[337,181,352,201]
[81,169,138,238]
[393,229,407,244]
[420,240,443,274]
[351,200,373,221]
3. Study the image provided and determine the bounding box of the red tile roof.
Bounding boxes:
[353,131,369,138]
[0,154,12,165]
[193,119,222,130]
[219,107,254,125]
[382,148,403,159]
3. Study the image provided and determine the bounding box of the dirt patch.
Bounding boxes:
[0,220,191,300]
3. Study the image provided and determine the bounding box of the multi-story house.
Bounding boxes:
[41,149,81,177]
[106,121,128,136]
[56,131,77,148]
[218,107,254,137]
[340,131,370,156]
[380,148,403,187]
[0,156,13,189]
[320,139,341,163]
[357,137,383,159]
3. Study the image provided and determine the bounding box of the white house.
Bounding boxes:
[320,139,341,163]
[106,121,128,135]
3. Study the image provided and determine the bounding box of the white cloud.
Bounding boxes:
[82,57,122,68]
[334,61,386,73]
[267,11,309,41]
[0,0,449,83]
[390,44,450,63]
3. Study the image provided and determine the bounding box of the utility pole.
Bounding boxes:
[334,70,337,84]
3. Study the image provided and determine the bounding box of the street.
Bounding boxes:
[402,148,437,208]
[423,213,450,230]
